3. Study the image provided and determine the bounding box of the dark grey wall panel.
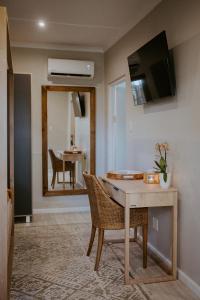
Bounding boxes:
[14,74,32,217]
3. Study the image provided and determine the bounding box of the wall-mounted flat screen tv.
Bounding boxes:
[72,92,85,117]
[128,31,175,105]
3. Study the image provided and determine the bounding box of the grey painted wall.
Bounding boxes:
[12,47,105,210]
[105,0,200,287]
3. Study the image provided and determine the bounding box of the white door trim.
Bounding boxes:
[107,77,126,171]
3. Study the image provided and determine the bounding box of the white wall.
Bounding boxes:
[105,0,200,288]
[11,47,105,210]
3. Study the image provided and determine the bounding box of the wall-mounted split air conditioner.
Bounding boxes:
[48,58,95,79]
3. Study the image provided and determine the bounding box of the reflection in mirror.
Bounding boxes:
[47,91,90,191]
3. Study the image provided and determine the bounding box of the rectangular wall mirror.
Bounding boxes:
[42,85,96,196]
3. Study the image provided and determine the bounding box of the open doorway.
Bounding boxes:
[107,79,127,171]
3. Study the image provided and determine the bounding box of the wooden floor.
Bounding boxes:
[48,172,84,191]
[15,212,200,300]
[48,182,83,191]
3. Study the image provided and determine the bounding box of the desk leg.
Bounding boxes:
[172,200,178,279]
[63,160,65,189]
[125,199,130,284]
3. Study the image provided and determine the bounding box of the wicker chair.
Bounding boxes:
[83,172,148,271]
[49,149,75,189]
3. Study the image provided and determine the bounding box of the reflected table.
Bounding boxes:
[58,151,84,189]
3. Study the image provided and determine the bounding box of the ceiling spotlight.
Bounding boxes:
[38,20,46,28]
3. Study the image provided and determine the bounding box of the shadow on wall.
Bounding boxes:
[143,95,178,114]
[47,76,96,87]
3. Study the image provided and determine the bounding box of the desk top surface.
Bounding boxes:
[102,175,177,194]
[57,151,84,160]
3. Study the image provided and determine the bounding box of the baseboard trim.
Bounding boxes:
[138,235,200,298]
[33,206,90,214]
[178,269,200,298]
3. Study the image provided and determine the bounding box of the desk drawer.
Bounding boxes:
[128,192,176,208]
[102,180,126,206]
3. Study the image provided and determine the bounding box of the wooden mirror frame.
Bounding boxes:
[42,85,96,196]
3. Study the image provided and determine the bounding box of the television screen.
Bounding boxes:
[72,92,85,117]
[78,93,85,117]
[128,31,175,105]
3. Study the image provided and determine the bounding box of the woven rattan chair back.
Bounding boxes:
[49,149,75,172]
[83,172,101,227]
[49,149,58,170]
[83,172,126,229]
[83,172,148,271]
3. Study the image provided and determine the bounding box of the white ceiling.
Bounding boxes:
[1,0,161,52]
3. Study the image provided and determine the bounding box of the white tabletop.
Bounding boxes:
[57,150,84,160]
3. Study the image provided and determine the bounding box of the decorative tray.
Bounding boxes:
[64,150,82,154]
[107,170,144,180]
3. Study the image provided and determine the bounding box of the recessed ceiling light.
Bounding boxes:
[38,20,46,28]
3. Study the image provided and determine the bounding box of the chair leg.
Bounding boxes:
[51,171,56,189]
[95,228,104,271]
[142,224,148,268]
[87,225,96,256]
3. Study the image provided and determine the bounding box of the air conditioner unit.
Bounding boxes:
[48,58,95,79]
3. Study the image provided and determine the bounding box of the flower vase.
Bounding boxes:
[159,173,171,189]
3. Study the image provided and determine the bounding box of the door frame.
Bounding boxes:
[0,7,14,298]
[107,77,126,171]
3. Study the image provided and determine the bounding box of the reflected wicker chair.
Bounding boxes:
[83,172,148,271]
[49,149,75,189]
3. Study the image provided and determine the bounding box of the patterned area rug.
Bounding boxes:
[10,223,152,299]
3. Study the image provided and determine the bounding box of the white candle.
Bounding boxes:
[148,175,154,183]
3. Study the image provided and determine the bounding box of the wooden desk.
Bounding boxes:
[58,151,84,188]
[101,176,178,285]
